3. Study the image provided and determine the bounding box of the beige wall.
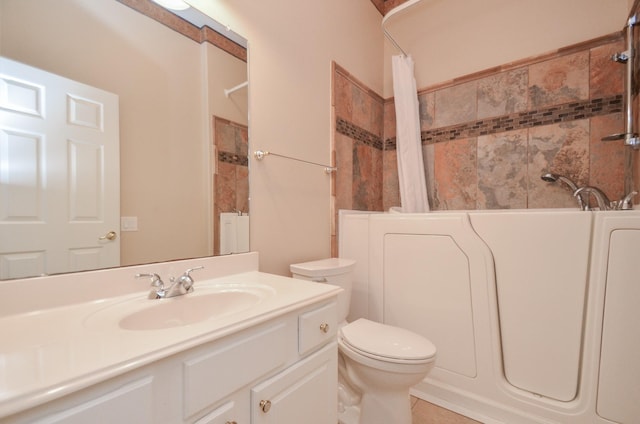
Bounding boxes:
[190,0,631,275]
[206,43,248,127]
[0,0,243,267]
[4,0,631,277]
[382,0,630,96]
[189,0,384,275]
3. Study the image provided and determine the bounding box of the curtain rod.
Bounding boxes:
[381,0,424,57]
[224,81,248,97]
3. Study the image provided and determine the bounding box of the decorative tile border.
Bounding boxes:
[117,0,247,62]
[337,95,622,151]
[336,118,384,149]
[218,151,249,166]
[383,94,622,150]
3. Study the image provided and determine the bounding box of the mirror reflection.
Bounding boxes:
[0,0,249,280]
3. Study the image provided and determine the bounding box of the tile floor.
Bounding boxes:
[411,397,482,424]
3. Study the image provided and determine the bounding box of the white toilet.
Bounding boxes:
[291,258,436,424]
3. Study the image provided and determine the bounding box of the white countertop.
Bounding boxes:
[0,269,341,418]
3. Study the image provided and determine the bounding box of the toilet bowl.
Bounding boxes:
[290,258,437,424]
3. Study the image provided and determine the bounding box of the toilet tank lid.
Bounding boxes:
[290,258,356,277]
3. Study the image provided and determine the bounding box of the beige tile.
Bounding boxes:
[335,133,354,211]
[353,143,383,211]
[334,72,353,120]
[371,97,385,138]
[590,113,626,202]
[418,91,435,131]
[527,120,590,209]
[528,51,589,109]
[423,143,436,210]
[590,40,625,99]
[477,68,528,119]
[434,138,477,210]
[352,87,374,133]
[477,129,528,209]
[412,398,481,424]
[434,80,477,128]
[382,149,400,210]
[384,100,397,142]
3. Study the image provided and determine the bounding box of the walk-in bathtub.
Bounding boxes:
[339,209,640,424]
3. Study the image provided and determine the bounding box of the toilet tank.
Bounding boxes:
[290,258,355,323]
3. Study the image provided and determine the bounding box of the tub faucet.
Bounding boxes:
[618,191,638,210]
[540,173,585,210]
[136,266,204,299]
[573,186,612,210]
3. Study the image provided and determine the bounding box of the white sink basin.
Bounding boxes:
[84,283,276,331]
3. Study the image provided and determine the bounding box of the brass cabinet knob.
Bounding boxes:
[259,399,272,413]
[225,421,237,424]
[320,323,329,333]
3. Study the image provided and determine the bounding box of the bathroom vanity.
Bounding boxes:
[0,253,340,423]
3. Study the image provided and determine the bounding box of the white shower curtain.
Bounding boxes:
[392,54,430,213]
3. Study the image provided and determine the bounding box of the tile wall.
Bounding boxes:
[213,116,249,255]
[332,64,386,255]
[332,34,636,254]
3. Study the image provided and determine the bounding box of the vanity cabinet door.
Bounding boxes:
[30,377,154,424]
[298,302,337,356]
[193,398,246,424]
[182,322,288,420]
[251,342,337,424]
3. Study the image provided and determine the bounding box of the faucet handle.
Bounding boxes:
[620,191,638,210]
[135,272,163,286]
[177,266,204,292]
[135,273,165,299]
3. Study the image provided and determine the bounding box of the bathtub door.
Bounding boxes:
[597,229,640,423]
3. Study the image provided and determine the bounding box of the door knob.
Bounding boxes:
[99,231,117,241]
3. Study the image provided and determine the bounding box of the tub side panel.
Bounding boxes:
[369,214,495,384]
[383,233,477,377]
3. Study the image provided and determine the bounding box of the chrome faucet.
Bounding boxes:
[172,266,204,293]
[572,187,639,211]
[136,266,204,299]
[135,272,167,299]
[573,186,612,210]
[541,172,638,211]
[618,191,638,210]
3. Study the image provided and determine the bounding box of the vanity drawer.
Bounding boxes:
[298,302,337,355]
[183,322,288,419]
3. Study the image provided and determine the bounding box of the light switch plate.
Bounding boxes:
[121,216,138,231]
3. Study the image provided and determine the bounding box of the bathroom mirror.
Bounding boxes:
[0,0,249,280]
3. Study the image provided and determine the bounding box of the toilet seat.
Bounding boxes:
[339,319,436,364]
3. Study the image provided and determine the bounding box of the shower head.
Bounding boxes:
[540,173,579,191]
[540,172,585,209]
[541,173,559,183]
